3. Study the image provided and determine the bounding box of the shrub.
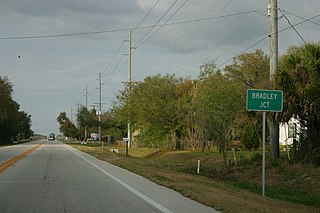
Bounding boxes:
[241,122,260,151]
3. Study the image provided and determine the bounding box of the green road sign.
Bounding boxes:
[246,89,283,112]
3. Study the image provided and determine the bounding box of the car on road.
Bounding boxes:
[48,133,55,141]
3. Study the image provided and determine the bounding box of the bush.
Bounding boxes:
[241,122,260,151]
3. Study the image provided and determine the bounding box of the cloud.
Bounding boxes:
[0,0,144,36]
[1,0,320,134]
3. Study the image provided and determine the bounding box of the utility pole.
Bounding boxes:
[127,29,132,148]
[269,0,280,157]
[77,102,81,141]
[85,84,88,108]
[85,84,88,141]
[98,72,103,147]
[71,107,73,124]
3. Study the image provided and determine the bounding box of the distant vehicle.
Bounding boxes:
[48,133,55,141]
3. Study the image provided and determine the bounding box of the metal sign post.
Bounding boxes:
[246,89,283,197]
[123,138,129,157]
[262,112,266,197]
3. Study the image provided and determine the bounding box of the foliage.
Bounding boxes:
[113,74,184,149]
[224,49,270,140]
[77,106,98,128]
[195,71,244,165]
[241,122,260,151]
[57,112,79,138]
[110,46,320,166]
[0,76,33,144]
[276,42,320,162]
[224,49,269,89]
[59,105,126,140]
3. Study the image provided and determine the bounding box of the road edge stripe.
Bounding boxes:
[67,145,174,213]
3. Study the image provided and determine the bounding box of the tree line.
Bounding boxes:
[0,76,33,145]
[57,107,125,141]
[58,43,320,165]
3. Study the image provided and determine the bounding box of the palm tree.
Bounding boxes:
[276,42,320,162]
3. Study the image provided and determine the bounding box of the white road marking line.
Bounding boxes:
[67,146,173,213]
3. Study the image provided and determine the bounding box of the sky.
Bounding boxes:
[0,0,319,135]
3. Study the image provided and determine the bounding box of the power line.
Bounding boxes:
[278,13,320,34]
[136,0,190,48]
[0,11,262,40]
[217,13,320,68]
[102,54,126,84]
[134,0,180,47]
[218,36,269,68]
[132,0,160,33]
[168,0,233,52]
[139,9,262,75]
[79,11,261,104]
[164,5,264,77]
[280,10,307,44]
[101,40,125,76]
[283,10,320,26]
[0,28,128,40]
[109,58,128,81]
[138,0,225,72]
[84,2,160,102]
[84,1,160,108]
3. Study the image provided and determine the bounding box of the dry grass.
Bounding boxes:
[71,144,320,213]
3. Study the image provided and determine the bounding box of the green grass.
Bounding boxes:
[70,143,320,212]
[232,181,320,208]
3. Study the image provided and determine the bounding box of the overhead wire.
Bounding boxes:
[102,54,126,84]
[182,1,266,77]
[101,40,126,76]
[80,0,160,109]
[138,0,224,73]
[217,36,269,68]
[167,2,263,77]
[100,0,161,102]
[212,12,268,67]
[280,10,307,44]
[139,10,261,76]
[134,0,180,47]
[278,13,320,34]
[101,0,160,84]
[167,0,233,54]
[132,0,160,33]
[135,0,190,48]
[282,10,320,26]
[0,11,267,41]
[217,13,320,68]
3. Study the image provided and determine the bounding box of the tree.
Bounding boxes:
[224,49,269,89]
[224,49,270,150]
[176,79,204,149]
[17,111,33,139]
[196,71,244,166]
[113,74,184,149]
[0,76,33,144]
[241,122,260,151]
[276,42,320,162]
[57,112,79,138]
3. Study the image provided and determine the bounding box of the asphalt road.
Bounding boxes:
[0,140,218,213]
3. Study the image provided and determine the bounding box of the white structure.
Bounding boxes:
[279,117,300,150]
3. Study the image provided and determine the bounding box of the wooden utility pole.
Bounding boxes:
[269,0,280,157]
[98,72,102,147]
[85,84,88,140]
[127,29,132,148]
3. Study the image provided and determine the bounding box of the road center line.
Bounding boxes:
[67,146,173,213]
[0,142,44,173]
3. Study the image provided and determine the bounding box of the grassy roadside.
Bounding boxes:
[70,143,320,213]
